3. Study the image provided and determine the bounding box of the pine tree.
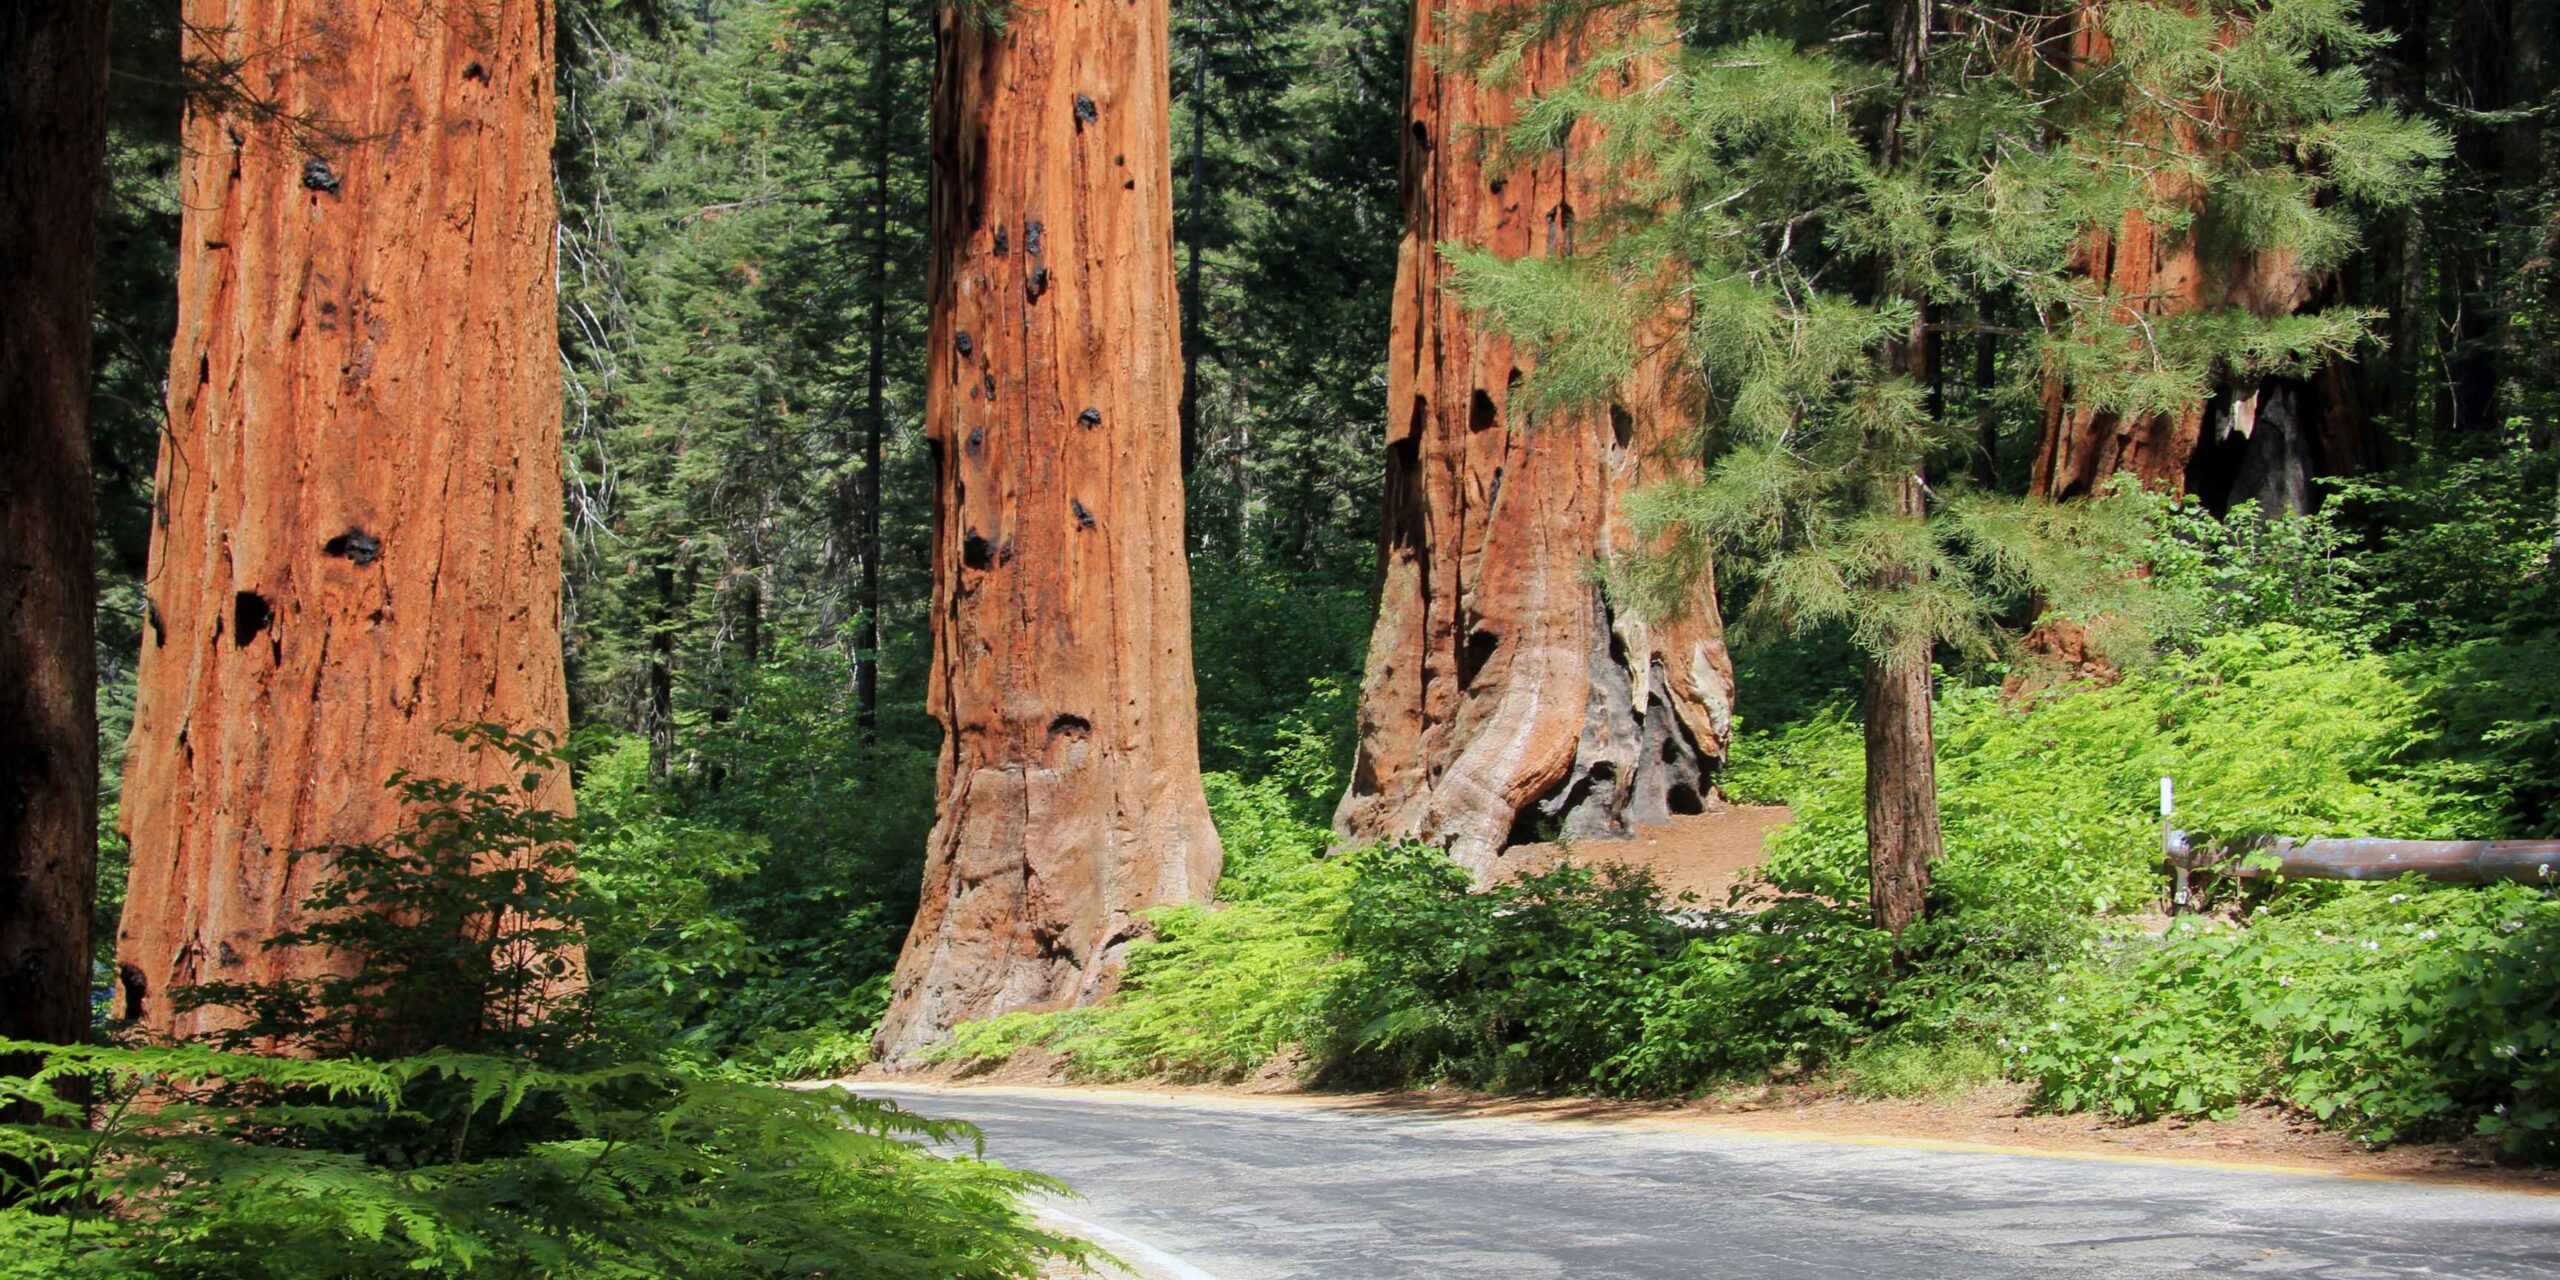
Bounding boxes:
[1447,0,2441,930]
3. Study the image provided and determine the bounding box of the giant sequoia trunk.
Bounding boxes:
[872,0,1222,1063]
[1332,1,1736,880]
[0,0,112,1054]
[117,0,569,1040]
[2030,3,2325,510]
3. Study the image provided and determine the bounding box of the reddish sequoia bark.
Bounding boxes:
[1333,2,1735,880]
[118,0,569,1041]
[0,0,112,1053]
[2029,5,2318,504]
[872,0,1221,1062]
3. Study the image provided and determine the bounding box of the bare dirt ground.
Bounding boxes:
[1500,803,1796,908]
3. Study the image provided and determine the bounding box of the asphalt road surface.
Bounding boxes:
[856,1084,2560,1280]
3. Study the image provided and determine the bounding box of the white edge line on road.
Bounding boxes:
[1034,1200,1228,1280]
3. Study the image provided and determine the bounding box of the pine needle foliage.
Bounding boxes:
[1440,0,2447,669]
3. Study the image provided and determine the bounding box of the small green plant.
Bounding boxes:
[176,724,590,1060]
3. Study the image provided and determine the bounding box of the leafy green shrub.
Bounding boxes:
[662,644,941,1054]
[2140,488,2384,650]
[2330,445,2560,647]
[1317,844,1685,1092]
[2026,882,2560,1154]
[1190,560,1371,783]
[1606,899,1894,1091]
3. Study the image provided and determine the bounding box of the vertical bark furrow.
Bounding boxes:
[1335,4,1735,880]
[874,0,1220,1063]
[117,0,568,1041]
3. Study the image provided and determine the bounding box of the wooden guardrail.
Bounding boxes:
[2158,777,2560,911]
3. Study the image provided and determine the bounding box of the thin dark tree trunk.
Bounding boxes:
[1973,293,1999,487]
[1863,612,1941,936]
[649,560,677,779]
[1177,10,1208,477]
[856,0,893,737]
[0,0,112,1067]
[2444,0,2515,436]
[1865,0,1942,938]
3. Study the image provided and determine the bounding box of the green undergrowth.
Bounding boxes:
[6,727,1083,1279]
[2027,882,2560,1154]
[933,624,2560,1156]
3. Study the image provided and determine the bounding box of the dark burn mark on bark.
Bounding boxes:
[967,426,985,453]
[1026,267,1049,300]
[1073,94,1098,127]
[962,530,994,571]
[323,529,382,566]
[301,158,340,193]
[993,225,1008,256]
[955,331,974,357]
[118,963,147,1021]
[463,61,488,82]
[1077,406,1101,429]
[1459,628,1499,688]
[232,592,272,648]
[1024,220,1043,256]
[1049,713,1092,741]
[147,601,164,647]
[1072,498,1095,529]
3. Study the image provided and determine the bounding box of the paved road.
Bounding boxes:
[857,1084,2560,1280]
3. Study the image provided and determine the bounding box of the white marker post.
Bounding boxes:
[2163,776,2187,914]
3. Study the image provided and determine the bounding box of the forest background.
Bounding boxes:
[67,0,2560,1153]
